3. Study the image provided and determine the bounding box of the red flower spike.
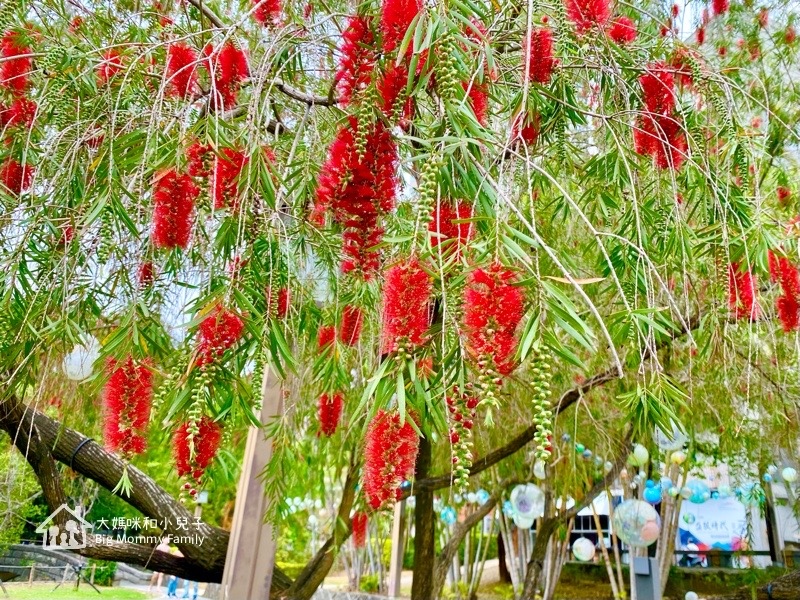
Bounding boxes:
[363,410,419,510]
[253,0,281,26]
[0,158,34,195]
[696,26,706,45]
[381,0,423,54]
[786,26,797,45]
[378,62,414,124]
[335,17,377,106]
[103,357,153,456]
[318,324,336,351]
[640,62,675,115]
[339,305,363,346]
[318,392,344,436]
[728,262,759,321]
[0,97,37,128]
[0,31,32,94]
[380,257,432,354]
[429,201,473,255]
[166,43,199,98]
[712,0,729,16]
[512,113,540,146]
[464,81,489,126]
[212,148,248,210]
[777,294,800,332]
[267,286,290,319]
[463,264,525,375]
[187,142,214,178]
[138,261,156,287]
[205,43,249,110]
[565,0,612,33]
[196,307,245,365]
[524,28,555,85]
[97,49,123,85]
[757,9,768,29]
[151,168,198,249]
[174,416,222,479]
[352,512,368,548]
[607,17,637,44]
[777,186,792,204]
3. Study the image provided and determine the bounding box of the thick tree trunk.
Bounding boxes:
[411,435,436,600]
[710,569,800,600]
[521,518,558,598]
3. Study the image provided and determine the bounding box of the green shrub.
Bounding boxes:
[88,559,117,586]
[276,561,306,580]
[360,574,379,593]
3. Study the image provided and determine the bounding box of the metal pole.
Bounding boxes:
[220,367,283,600]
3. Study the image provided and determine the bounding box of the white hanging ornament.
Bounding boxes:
[572,537,596,562]
[628,444,650,467]
[533,460,547,480]
[654,421,688,451]
[62,335,100,381]
[782,467,797,483]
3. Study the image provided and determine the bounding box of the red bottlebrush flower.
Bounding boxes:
[640,62,675,115]
[253,0,281,26]
[339,305,363,346]
[151,168,198,249]
[352,511,368,548]
[378,62,414,124]
[197,307,245,365]
[607,16,637,44]
[0,158,34,195]
[464,80,489,126]
[318,324,336,351]
[335,17,377,106]
[777,186,791,204]
[138,261,156,287]
[565,0,612,33]
[187,141,214,178]
[381,257,432,354]
[0,31,32,94]
[318,392,344,436]
[205,43,249,110]
[524,27,556,85]
[512,113,540,146]
[70,17,84,32]
[757,8,768,29]
[97,49,123,85]
[103,357,153,456]
[718,45,728,56]
[429,201,473,254]
[212,148,248,210]
[712,0,729,16]
[0,97,36,128]
[166,43,199,98]
[634,113,687,170]
[316,118,398,277]
[696,26,706,45]
[728,262,759,321]
[777,294,800,332]
[381,0,422,53]
[671,3,679,17]
[771,254,800,299]
[174,416,222,480]
[267,286,290,319]
[463,264,525,375]
[786,26,797,45]
[363,409,419,509]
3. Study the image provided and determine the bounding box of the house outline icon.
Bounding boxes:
[35,505,93,549]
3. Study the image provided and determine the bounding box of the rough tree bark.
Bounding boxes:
[411,435,436,600]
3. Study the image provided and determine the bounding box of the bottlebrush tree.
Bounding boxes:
[0,0,799,598]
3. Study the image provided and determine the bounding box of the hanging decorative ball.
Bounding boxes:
[466,492,478,504]
[782,467,798,483]
[767,464,778,476]
[660,477,673,491]
[62,335,101,381]
[629,444,650,467]
[685,480,711,504]
[575,443,585,453]
[763,473,773,483]
[685,593,699,600]
[680,487,693,500]
[645,479,655,489]
[533,460,547,480]
[682,512,696,525]
[454,493,463,504]
[572,537,596,562]
[717,484,733,499]
[668,486,680,497]
[670,450,687,465]
[440,506,457,525]
[594,455,604,466]
[644,486,663,505]
[604,461,614,475]
[561,433,571,442]
[583,449,593,460]
[613,500,660,547]
[654,421,688,451]
[477,489,490,504]
[510,483,545,529]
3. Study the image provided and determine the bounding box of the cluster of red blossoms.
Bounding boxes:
[196,307,245,366]
[212,148,248,210]
[103,357,153,456]
[1,31,32,94]
[381,0,423,53]
[428,201,473,257]
[565,0,612,33]
[363,409,419,510]
[252,0,282,27]
[266,286,291,319]
[318,324,336,351]
[152,168,199,250]
[315,118,398,277]
[174,416,222,492]
[380,257,432,355]
[352,511,368,548]
[634,62,687,170]
[1,30,36,195]
[728,262,759,321]
[607,17,637,44]
[769,252,800,332]
[204,43,249,111]
[525,28,556,85]
[335,17,376,106]
[166,43,199,98]
[0,158,34,195]
[463,264,525,376]
[97,49,124,85]
[318,392,344,436]
[339,305,364,346]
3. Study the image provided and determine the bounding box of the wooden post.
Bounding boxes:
[90,563,96,585]
[387,499,406,597]
[220,368,283,600]
[28,565,34,586]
